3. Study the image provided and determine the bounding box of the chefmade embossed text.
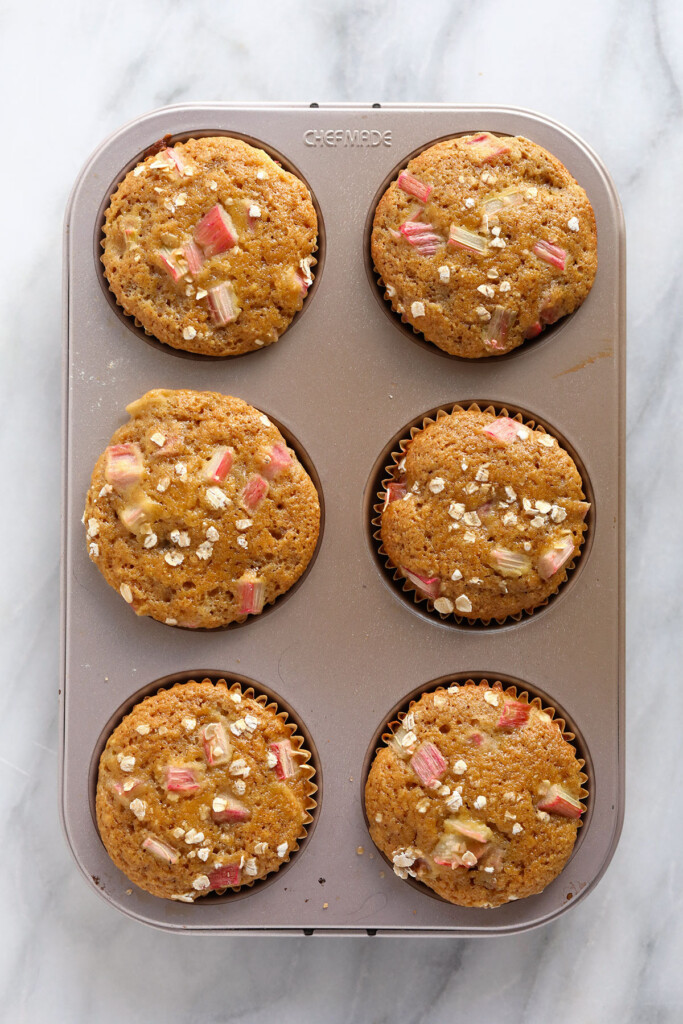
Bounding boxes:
[303,128,392,147]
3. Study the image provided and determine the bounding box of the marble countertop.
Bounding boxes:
[2,0,682,1020]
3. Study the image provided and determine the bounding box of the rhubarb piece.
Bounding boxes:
[212,795,251,823]
[383,479,407,509]
[432,833,466,869]
[118,214,141,251]
[524,320,543,339]
[183,241,204,275]
[208,864,241,889]
[537,784,582,819]
[241,474,269,511]
[537,536,575,580]
[399,220,443,256]
[448,224,487,254]
[496,700,530,729]
[489,548,532,578]
[261,443,292,480]
[164,146,187,175]
[464,132,511,163]
[401,568,441,600]
[482,189,524,216]
[540,300,563,325]
[164,766,200,793]
[483,417,523,444]
[193,204,238,257]
[237,573,266,616]
[142,837,179,865]
[445,816,493,844]
[204,446,234,483]
[156,249,184,283]
[533,240,567,271]
[118,503,149,532]
[410,741,447,787]
[397,171,433,203]
[201,722,231,766]
[206,282,240,326]
[105,444,144,489]
[269,739,298,780]
[484,306,514,350]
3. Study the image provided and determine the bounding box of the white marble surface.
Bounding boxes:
[2,0,682,1020]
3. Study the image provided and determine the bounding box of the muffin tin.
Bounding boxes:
[61,103,625,935]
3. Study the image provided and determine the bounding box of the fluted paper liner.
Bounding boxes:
[97,133,320,359]
[96,676,317,901]
[371,401,591,628]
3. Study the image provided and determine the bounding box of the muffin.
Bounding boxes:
[101,136,317,356]
[377,405,590,623]
[96,679,316,901]
[371,132,597,357]
[365,680,587,907]
[84,389,321,628]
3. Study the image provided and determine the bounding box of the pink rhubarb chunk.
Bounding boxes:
[156,249,184,283]
[533,240,567,271]
[261,443,292,480]
[449,818,493,844]
[524,320,543,339]
[105,444,144,489]
[237,574,266,616]
[204,446,234,483]
[482,417,522,443]
[212,796,251,823]
[194,204,238,257]
[164,766,200,793]
[383,479,407,509]
[496,700,530,729]
[484,306,513,350]
[208,864,241,889]
[537,784,583,819]
[207,282,239,326]
[201,722,231,766]
[399,220,442,256]
[448,224,487,254]
[537,537,575,580]
[490,548,531,578]
[142,837,179,865]
[269,739,298,780]
[464,132,511,163]
[397,171,433,203]
[410,741,447,787]
[241,474,269,511]
[164,146,187,174]
[401,568,441,600]
[183,241,204,275]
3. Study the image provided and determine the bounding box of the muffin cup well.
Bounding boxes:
[90,670,320,904]
[362,673,591,906]
[95,129,325,361]
[367,400,594,630]
[363,133,586,363]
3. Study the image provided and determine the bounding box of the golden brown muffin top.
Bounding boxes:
[365,681,586,907]
[371,133,597,357]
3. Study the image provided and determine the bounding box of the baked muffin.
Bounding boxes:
[96,679,316,901]
[101,136,317,356]
[84,389,320,628]
[378,405,590,623]
[365,680,586,907]
[371,133,597,357]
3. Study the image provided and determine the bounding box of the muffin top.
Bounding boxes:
[379,407,589,622]
[96,679,316,901]
[365,681,586,907]
[84,389,320,628]
[371,133,597,358]
[101,136,317,356]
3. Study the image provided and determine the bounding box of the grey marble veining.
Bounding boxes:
[1,0,682,1020]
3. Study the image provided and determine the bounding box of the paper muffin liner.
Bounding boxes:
[97,133,321,359]
[371,400,591,628]
[364,677,589,904]
[96,675,318,901]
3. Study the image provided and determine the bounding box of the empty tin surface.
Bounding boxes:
[61,103,625,935]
